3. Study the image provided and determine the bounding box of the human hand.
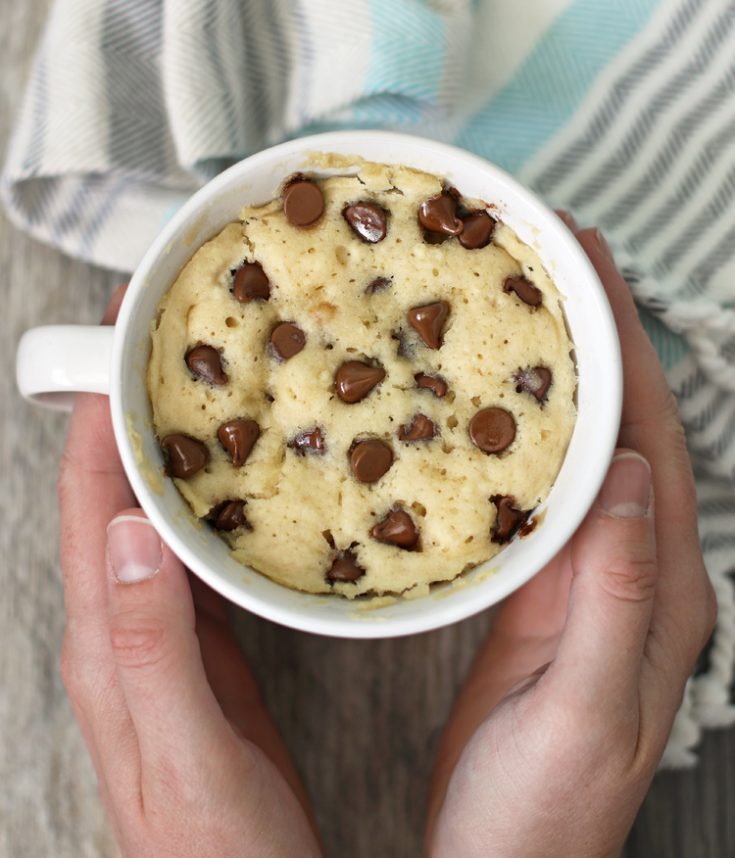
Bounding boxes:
[425,216,716,858]
[58,286,321,858]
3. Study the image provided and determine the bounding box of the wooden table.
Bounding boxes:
[1,2,733,855]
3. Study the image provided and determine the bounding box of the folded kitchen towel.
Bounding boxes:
[3,0,734,766]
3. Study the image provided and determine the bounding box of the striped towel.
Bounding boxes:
[3,0,734,766]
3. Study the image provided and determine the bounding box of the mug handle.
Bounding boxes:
[16,326,115,412]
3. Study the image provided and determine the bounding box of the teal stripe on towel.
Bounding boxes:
[457,0,662,174]
[352,0,447,125]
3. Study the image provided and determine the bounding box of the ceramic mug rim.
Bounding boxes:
[108,130,622,639]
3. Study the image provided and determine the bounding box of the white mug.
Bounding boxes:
[16,131,622,638]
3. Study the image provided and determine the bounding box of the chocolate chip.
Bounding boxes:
[343,202,389,243]
[335,361,385,404]
[415,372,448,398]
[458,211,495,249]
[491,495,531,544]
[349,439,394,483]
[407,301,450,349]
[232,261,271,302]
[398,413,436,442]
[326,549,365,583]
[503,275,543,307]
[424,231,451,246]
[271,322,306,360]
[391,329,411,358]
[366,276,392,294]
[185,345,227,385]
[418,192,464,237]
[288,427,326,456]
[283,178,324,226]
[370,507,420,550]
[514,366,552,403]
[468,407,516,454]
[210,499,251,532]
[160,434,209,478]
[218,419,260,466]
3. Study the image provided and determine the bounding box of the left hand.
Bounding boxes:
[58,286,322,858]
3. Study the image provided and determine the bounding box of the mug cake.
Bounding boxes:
[147,159,576,597]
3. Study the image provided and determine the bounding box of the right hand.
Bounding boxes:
[425,217,716,858]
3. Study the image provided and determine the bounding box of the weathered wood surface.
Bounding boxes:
[1,2,733,856]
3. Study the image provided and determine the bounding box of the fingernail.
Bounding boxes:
[557,210,578,232]
[599,452,652,518]
[593,228,613,260]
[107,515,162,584]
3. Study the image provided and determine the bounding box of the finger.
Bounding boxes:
[443,538,573,725]
[60,397,134,632]
[577,229,682,433]
[193,613,288,768]
[105,511,243,789]
[555,208,579,232]
[58,284,140,803]
[190,586,316,824]
[188,577,265,731]
[425,547,573,835]
[455,550,572,719]
[60,283,131,632]
[550,450,656,714]
[492,544,573,645]
[576,231,713,673]
[101,283,128,324]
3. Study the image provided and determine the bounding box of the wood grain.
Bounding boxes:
[1,2,733,856]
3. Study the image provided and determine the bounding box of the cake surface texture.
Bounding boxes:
[147,160,577,597]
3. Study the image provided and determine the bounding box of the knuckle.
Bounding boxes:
[656,396,694,467]
[647,572,717,677]
[109,613,169,671]
[650,615,697,680]
[599,557,658,604]
[643,391,695,483]
[659,386,682,424]
[670,460,695,500]
[60,635,119,715]
[703,579,718,639]
[693,577,717,656]
[624,389,696,489]
[674,569,718,669]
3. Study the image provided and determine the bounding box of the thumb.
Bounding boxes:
[106,510,239,778]
[550,450,657,714]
